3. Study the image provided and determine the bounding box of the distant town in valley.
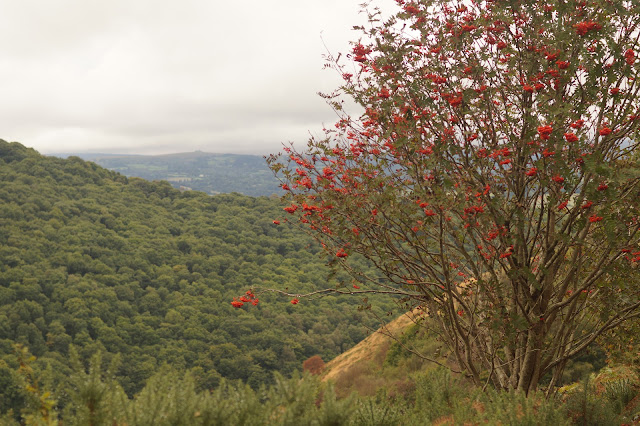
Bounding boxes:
[52,151,283,197]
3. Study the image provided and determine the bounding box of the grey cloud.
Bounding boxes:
[0,0,379,155]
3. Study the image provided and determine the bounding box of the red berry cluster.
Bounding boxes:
[231,290,259,308]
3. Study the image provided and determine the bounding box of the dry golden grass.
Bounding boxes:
[320,311,427,397]
[322,312,417,383]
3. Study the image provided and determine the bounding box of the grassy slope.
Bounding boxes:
[322,310,449,398]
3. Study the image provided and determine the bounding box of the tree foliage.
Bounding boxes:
[268,0,640,393]
[302,355,326,376]
[17,347,626,426]
[0,140,393,404]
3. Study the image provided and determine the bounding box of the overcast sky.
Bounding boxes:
[0,0,385,155]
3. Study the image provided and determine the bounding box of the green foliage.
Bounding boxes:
[9,351,640,425]
[9,347,358,426]
[383,323,437,370]
[0,359,27,421]
[537,343,608,387]
[0,140,395,411]
[558,366,640,424]
[407,369,466,423]
[563,375,620,425]
[352,398,403,426]
[61,348,125,426]
[376,368,569,425]
[604,378,637,415]
[479,391,571,426]
[13,345,59,426]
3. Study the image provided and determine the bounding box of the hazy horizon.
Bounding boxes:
[0,0,386,156]
[43,148,272,157]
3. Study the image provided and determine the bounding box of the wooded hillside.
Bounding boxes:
[0,140,392,399]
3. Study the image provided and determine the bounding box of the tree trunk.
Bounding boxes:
[516,327,543,394]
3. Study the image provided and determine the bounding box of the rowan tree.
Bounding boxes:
[264,0,640,393]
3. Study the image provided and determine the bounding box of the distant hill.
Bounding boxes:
[52,151,283,197]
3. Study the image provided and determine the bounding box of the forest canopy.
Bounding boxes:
[0,139,393,399]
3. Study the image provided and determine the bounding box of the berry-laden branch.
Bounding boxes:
[235,0,640,394]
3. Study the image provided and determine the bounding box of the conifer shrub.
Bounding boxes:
[604,378,637,417]
[7,345,640,425]
[563,374,619,425]
[351,398,404,426]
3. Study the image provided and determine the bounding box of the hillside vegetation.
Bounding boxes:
[7,334,640,425]
[0,140,393,402]
[4,140,640,424]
